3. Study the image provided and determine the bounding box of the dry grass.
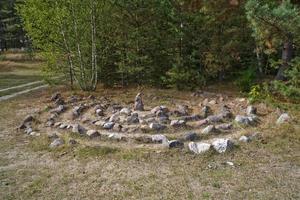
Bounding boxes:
[0,86,299,200]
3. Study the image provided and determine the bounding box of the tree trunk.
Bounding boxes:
[276,35,293,80]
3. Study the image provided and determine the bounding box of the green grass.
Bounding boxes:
[75,145,120,159]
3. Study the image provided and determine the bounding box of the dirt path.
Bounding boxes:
[0,84,48,101]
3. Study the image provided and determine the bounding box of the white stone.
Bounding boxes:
[239,135,250,143]
[151,134,168,143]
[212,139,234,153]
[149,123,166,131]
[276,113,290,124]
[86,130,100,138]
[49,138,64,148]
[120,108,132,116]
[188,142,211,154]
[170,119,186,127]
[201,125,215,134]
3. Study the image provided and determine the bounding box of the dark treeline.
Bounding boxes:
[12,0,300,100]
[0,0,26,50]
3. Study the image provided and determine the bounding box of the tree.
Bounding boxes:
[246,0,300,80]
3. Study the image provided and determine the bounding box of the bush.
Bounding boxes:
[235,67,257,92]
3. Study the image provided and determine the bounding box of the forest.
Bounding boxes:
[0,0,297,100]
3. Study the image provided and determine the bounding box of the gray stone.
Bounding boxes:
[182,132,199,141]
[134,93,144,111]
[94,120,105,126]
[51,105,65,114]
[149,123,167,131]
[103,122,115,130]
[157,116,169,124]
[235,115,251,126]
[151,134,168,143]
[168,140,184,148]
[207,115,223,123]
[215,123,233,130]
[239,135,250,143]
[170,119,186,127]
[276,113,290,124]
[72,105,84,118]
[59,123,68,129]
[25,127,33,135]
[19,115,34,129]
[72,124,87,135]
[174,105,189,116]
[246,105,257,115]
[179,115,201,122]
[109,113,120,122]
[50,138,64,148]
[95,109,104,116]
[127,113,139,124]
[212,139,234,153]
[219,105,233,119]
[108,133,126,141]
[201,106,212,118]
[50,93,61,101]
[188,142,211,154]
[86,130,100,138]
[201,125,216,134]
[120,108,132,116]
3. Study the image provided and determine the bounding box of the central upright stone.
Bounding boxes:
[134,93,144,111]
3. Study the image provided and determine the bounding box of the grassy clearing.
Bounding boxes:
[0,87,299,199]
[0,53,43,90]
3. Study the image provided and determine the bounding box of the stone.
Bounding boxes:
[46,119,55,127]
[174,105,189,116]
[127,113,139,124]
[212,139,234,153]
[51,105,65,114]
[235,115,257,126]
[201,106,212,118]
[25,127,33,135]
[145,117,156,124]
[170,119,186,127]
[219,105,233,119]
[49,138,64,148]
[196,119,209,127]
[47,132,59,139]
[54,97,64,106]
[168,140,184,148]
[54,122,62,127]
[72,105,84,118]
[72,124,87,135]
[149,123,167,131]
[94,120,105,126]
[201,125,217,134]
[108,133,126,141]
[209,99,217,105]
[134,93,144,111]
[215,123,233,130]
[207,115,223,123]
[109,113,120,122]
[29,132,40,137]
[188,142,211,154]
[113,123,123,132]
[179,115,201,122]
[50,93,61,101]
[19,115,34,129]
[86,130,100,138]
[103,122,115,130]
[68,139,78,145]
[276,113,290,124]
[239,135,250,143]
[135,135,152,143]
[59,123,68,129]
[95,109,104,116]
[151,134,168,143]
[246,105,257,115]
[182,132,199,141]
[120,108,132,116]
[157,116,169,124]
[151,106,162,114]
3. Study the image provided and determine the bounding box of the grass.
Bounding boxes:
[0,53,43,90]
[0,85,299,199]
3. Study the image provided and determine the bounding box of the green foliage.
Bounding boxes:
[271,57,300,101]
[235,67,257,92]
